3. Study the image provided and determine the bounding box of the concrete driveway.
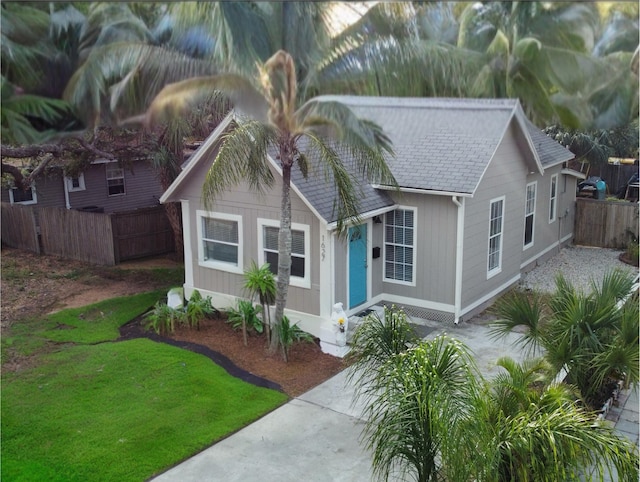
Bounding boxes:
[152,323,525,482]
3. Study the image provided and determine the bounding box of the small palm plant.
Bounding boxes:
[491,269,638,408]
[243,261,276,345]
[184,289,217,330]
[144,301,185,335]
[278,315,314,362]
[226,299,263,346]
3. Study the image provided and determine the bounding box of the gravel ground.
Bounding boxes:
[520,245,639,294]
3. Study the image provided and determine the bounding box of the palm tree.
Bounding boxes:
[491,269,639,408]
[465,357,639,481]
[359,334,479,482]
[243,261,277,345]
[133,49,396,354]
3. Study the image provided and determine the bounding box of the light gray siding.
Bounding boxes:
[462,121,529,310]
[180,151,323,316]
[372,192,457,305]
[69,162,163,213]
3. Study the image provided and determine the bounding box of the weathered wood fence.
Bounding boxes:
[1,203,175,265]
[574,198,639,248]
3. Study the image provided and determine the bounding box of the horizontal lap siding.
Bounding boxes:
[181,153,322,316]
[374,192,456,305]
[462,122,528,308]
[69,162,163,213]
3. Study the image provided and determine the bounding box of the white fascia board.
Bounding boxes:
[325,204,398,231]
[513,104,544,175]
[561,168,586,180]
[373,184,473,198]
[160,113,235,203]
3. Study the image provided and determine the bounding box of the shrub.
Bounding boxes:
[144,302,185,335]
[279,315,314,362]
[226,300,263,346]
[184,290,218,330]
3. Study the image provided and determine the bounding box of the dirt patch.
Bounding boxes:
[2,247,345,397]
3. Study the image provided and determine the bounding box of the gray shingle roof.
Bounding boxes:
[312,96,573,194]
[523,116,574,167]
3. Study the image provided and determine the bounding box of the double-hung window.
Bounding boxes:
[488,197,504,277]
[197,211,243,273]
[549,174,558,223]
[524,182,536,248]
[106,164,125,196]
[384,207,416,284]
[258,219,310,289]
[66,173,86,192]
[9,182,37,205]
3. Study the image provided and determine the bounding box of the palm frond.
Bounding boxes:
[202,120,277,210]
[64,42,218,126]
[133,74,267,128]
[490,290,545,355]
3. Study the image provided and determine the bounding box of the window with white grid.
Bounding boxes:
[524,182,536,248]
[488,197,504,277]
[258,219,310,289]
[384,208,416,284]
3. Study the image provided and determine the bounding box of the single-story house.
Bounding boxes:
[1,158,164,213]
[161,96,581,355]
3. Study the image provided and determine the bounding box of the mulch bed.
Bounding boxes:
[119,314,345,398]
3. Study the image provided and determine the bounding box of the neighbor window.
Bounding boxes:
[66,173,86,192]
[106,164,125,196]
[258,218,310,289]
[384,207,415,284]
[9,183,37,205]
[196,211,243,273]
[549,174,558,223]
[488,197,504,277]
[524,182,536,248]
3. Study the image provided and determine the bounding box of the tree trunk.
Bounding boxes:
[163,201,183,260]
[271,145,293,353]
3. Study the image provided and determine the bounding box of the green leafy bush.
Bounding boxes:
[226,300,263,346]
[279,315,314,362]
[185,290,217,329]
[144,302,185,335]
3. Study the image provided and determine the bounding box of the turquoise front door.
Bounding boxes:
[349,224,367,308]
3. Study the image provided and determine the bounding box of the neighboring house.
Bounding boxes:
[161,97,581,355]
[1,159,164,213]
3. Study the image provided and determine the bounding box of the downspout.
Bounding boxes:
[63,176,71,209]
[452,196,465,324]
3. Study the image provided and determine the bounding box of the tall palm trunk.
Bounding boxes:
[163,201,183,259]
[271,138,294,353]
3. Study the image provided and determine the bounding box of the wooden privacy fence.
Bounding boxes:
[574,198,639,248]
[1,203,39,254]
[1,203,175,265]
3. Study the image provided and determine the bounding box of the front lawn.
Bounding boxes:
[1,293,287,481]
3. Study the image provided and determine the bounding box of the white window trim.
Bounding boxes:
[549,174,558,223]
[257,218,311,289]
[196,210,243,274]
[383,206,417,287]
[106,163,125,197]
[65,173,86,192]
[9,182,37,205]
[487,196,505,279]
[523,181,536,250]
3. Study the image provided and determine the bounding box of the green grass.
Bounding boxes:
[1,293,288,481]
[2,291,163,357]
